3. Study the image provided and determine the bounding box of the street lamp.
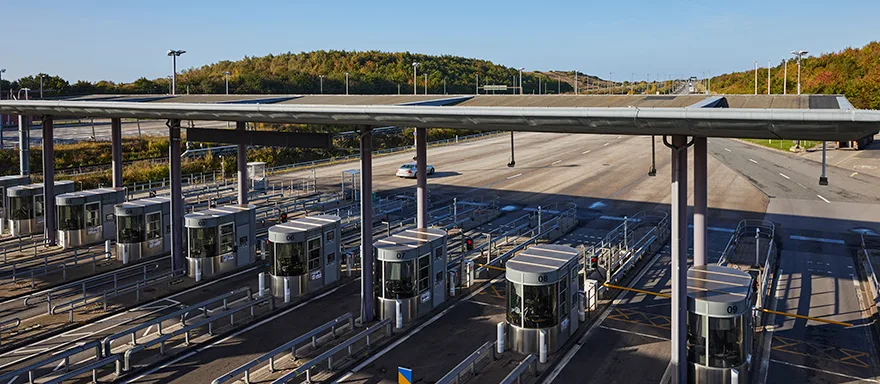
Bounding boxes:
[345,72,349,95]
[424,74,427,95]
[791,50,808,95]
[518,68,523,95]
[222,71,231,95]
[167,50,186,95]
[39,74,44,99]
[0,69,5,100]
[412,62,420,95]
[319,75,324,94]
[574,70,578,95]
[475,73,479,95]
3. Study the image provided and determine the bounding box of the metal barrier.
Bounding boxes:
[437,341,498,384]
[270,318,393,383]
[585,210,669,286]
[0,246,111,288]
[717,219,775,266]
[0,318,20,345]
[43,354,121,384]
[0,340,103,383]
[212,313,355,384]
[860,233,880,303]
[499,354,537,384]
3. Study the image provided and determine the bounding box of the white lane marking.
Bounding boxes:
[616,136,622,140]
[852,274,859,288]
[582,150,591,154]
[506,173,522,180]
[687,224,735,233]
[5,375,19,384]
[598,325,668,341]
[769,359,876,383]
[468,300,505,310]
[749,159,758,164]
[551,160,562,165]
[707,139,712,144]
[789,235,845,245]
[724,148,732,152]
[779,173,790,179]
[142,325,153,338]
[817,194,831,204]
[796,182,807,189]
[53,359,65,372]
[603,143,610,146]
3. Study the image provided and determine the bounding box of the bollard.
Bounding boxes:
[395,300,404,329]
[258,272,265,298]
[496,322,505,354]
[105,240,111,260]
[448,271,456,297]
[731,368,739,384]
[578,292,586,322]
[283,279,291,303]
[121,244,129,264]
[194,259,202,282]
[464,260,474,288]
[346,253,353,277]
[585,279,598,310]
[539,330,548,363]
[260,240,266,261]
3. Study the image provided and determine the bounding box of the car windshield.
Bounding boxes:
[400,164,415,169]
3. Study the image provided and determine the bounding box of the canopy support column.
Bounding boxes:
[18,115,29,176]
[416,127,427,228]
[665,135,691,384]
[42,117,56,245]
[236,121,248,205]
[360,126,374,323]
[694,137,707,267]
[168,120,184,273]
[111,118,123,188]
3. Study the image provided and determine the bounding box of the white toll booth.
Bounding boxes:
[247,162,267,191]
[115,197,171,263]
[0,175,30,234]
[505,244,580,356]
[687,265,754,384]
[185,204,256,280]
[267,215,341,300]
[373,228,447,323]
[56,188,125,248]
[7,181,75,237]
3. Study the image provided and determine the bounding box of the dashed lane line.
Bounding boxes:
[725,148,732,152]
[598,325,669,341]
[779,173,790,179]
[551,160,562,165]
[749,159,759,164]
[769,359,876,383]
[506,173,523,180]
[816,194,831,204]
[582,150,591,154]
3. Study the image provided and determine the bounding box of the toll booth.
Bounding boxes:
[374,228,447,323]
[56,188,125,249]
[505,244,580,356]
[7,181,75,237]
[267,215,341,300]
[0,175,30,234]
[185,204,256,280]
[687,265,754,384]
[115,197,171,263]
[247,162,267,191]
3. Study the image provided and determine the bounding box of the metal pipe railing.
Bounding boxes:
[498,354,537,384]
[436,341,497,384]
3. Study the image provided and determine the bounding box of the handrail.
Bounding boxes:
[102,286,250,356]
[717,219,775,266]
[212,313,354,384]
[859,232,880,301]
[42,354,121,384]
[51,266,180,318]
[0,340,102,382]
[436,341,497,384]
[270,318,393,383]
[499,354,537,384]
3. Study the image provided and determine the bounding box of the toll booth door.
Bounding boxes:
[432,245,447,306]
[236,223,252,267]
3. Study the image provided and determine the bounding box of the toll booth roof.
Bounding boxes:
[374,228,446,252]
[506,244,579,278]
[687,265,752,304]
[9,180,74,192]
[185,204,255,219]
[270,215,341,234]
[0,175,28,182]
[57,187,124,200]
[117,196,171,209]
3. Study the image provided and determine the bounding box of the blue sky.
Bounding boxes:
[3,0,879,83]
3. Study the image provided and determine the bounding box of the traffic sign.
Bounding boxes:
[398,367,413,384]
[483,85,508,91]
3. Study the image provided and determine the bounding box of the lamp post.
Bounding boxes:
[412,62,420,95]
[345,72,349,95]
[319,75,324,94]
[767,61,771,94]
[0,69,5,100]
[475,73,479,95]
[783,59,787,95]
[754,61,758,95]
[609,72,613,95]
[39,74,44,99]
[223,71,231,95]
[167,50,186,95]
[791,50,808,95]
[518,68,523,95]
[424,74,428,95]
[574,70,578,95]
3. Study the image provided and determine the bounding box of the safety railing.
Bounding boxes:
[120,294,274,373]
[717,219,775,266]
[499,354,538,384]
[436,341,498,384]
[860,232,880,304]
[270,318,393,383]
[0,245,111,288]
[0,318,20,345]
[0,235,40,262]
[43,354,121,384]
[585,210,668,285]
[212,313,355,384]
[0,340,103,383]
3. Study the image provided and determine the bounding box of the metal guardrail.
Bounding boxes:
[0,340,103,382]
[0,246,111,288]
[437,341,497,384]
[860,233,880,303]
[0,318,20,345]
[499,354,537,384]
[44,354,121,384]
[717,219,775,267]
[590,210,669,286]
[270,318,393,383]
[212,313,355,384]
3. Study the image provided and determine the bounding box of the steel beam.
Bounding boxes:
[669,135,689,384]
[18,115,29,176]
[42,117,56,245]
[416,127,427,228]
[111,118,123,188]
[186,128,332,149]
[236,121,248,205]
[693,137,707,267]
[359,126,374,322]
[169,120,184,273]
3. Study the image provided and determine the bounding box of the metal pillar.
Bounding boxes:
[416,127,427,228]
[42,117,56,245]
[648,135,657,176]
[666,135,689,384]
[168,120,184,273]
[819,141,828,185]
[236,121,248,204]
[693,137,707,267]
[359,126,374,323]
[111,118,123,188]
[18,115,29,176]
[507,131,515,167]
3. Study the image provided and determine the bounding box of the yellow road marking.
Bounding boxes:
[850,172,858,177]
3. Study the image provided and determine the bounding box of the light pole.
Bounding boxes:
[0,69,5,100]
[319,75,324,94]
[443,78,446,94]
[518,68,523,95]
[167,50,186,95]
[767,61,771,94]
[39,74,44,99]
[223,71,231,95]
[475,73,479,94]
[754,61,758,95]
[609,72,613,95]
[574,70,578,95]
[424,74,428,95]
[631,73,635,94]
[412,62,420,95]
[345,72,349,95]
[791,50,808,95]
[783,59,787,95]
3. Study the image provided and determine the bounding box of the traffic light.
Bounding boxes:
[589,256,598,270]
[465,238,474,251]
[280,212,288,223]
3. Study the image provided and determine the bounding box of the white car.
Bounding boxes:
[396,163,435,178]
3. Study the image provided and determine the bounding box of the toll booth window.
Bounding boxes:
[117,215,144,243]
[219,223,235,254]
[383,260,415,299]
[707,316,744,368]
[35,195,44,218]
[58,205,84,231]
[434,247,443,261]
[523,284,558,328]
[507,281,523,326]
[325,230,335,243]
[307,237,322,271]
[146,213,161,240]
[85,202,100,227]
[326,252,336,265]
[435,271,444,283]
[687,312,707,365]
[188,227,218,258]
[559,276,569,319]
[272,242,305,276]
[8,196,33,220]
[417,255,430,292]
